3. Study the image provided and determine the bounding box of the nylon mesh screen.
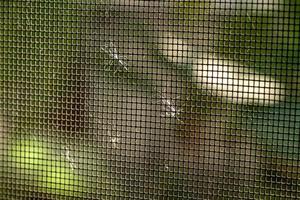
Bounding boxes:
[0,0,299,199]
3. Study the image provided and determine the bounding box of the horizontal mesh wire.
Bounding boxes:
[0,0,299,199]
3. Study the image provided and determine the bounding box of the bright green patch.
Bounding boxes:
[7,139,84,197]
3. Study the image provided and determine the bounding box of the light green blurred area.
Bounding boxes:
[0,137,116,199]
[4,139,83,196]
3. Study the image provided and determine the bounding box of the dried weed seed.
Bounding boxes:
[101,42,128,73]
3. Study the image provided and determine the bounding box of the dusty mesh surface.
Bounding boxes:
[0,1,299,199]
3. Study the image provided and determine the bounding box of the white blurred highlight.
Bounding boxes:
[195,58,283,105]
[160,34,284,105]
[213,0,281,11]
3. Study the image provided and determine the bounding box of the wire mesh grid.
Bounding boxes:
[0,0,299,199]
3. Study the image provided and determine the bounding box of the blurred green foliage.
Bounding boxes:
[0,135,117,199]
[3,139,84,197]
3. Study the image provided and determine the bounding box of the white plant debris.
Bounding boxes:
[158,92,183,123]
[106,122,121,149]
[0,116,6,144]
[101,42,128,72]
[63,146,76,170]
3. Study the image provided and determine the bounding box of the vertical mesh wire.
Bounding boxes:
[0,0,299,199]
